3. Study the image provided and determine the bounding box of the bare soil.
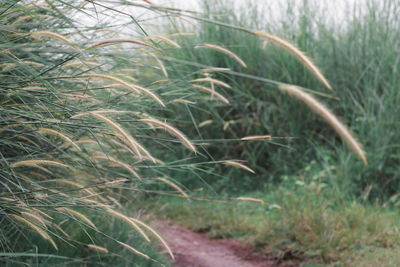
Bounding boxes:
[153,220,293,267]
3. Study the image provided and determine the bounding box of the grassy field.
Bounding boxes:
[1,0,399,266]
[145,187,400,266]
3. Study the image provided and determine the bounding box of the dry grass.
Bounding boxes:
[192,77,232,88]
[88,38,151,49]
[87,244,109,254]
[236,197,264,204]
[139,118,197,152]
[94,155,142,180]
[117,241,150,259]
[30,30,81,52]
[143,35,181,48]
[279,84,367,164]
[222,160,255,174]
[81,74,165,106]
[154,177,189,199]
[241,135,272,141]
[38,128,81,150]
[106,209,151,242]
[252,31,332,90]
[146,52,169,78]
[192,84,230,104]
[195,43,247,68]
[56,207,97,230]
[10,160,70,169]
[9,214,58,250]
[129,217,175,259]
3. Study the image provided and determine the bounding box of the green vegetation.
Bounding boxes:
[162,0,400,196]
[147,185,400,266]
[146,0,400,265]
[1,0,399,266]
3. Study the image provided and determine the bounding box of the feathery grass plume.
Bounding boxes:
[200,67,230,73]
[61,61,101,69]
[20,60,45,67]
[10,160,70,169]
[81,74,165,106]
[16,135,39,147]
[192,77,231,88]
[30,31,81,53]
[38,128,81,151]
[107,138,160,164]
[33,193,48,200]
[9,214,58,250]
[279,85,367,164]
[56,207,97,230]
[30,171,50,180]
[1,61,45,70]
[60,93,101,104]
[88,39,152,49]
[80,74,140,93]
[28,207,53,220]
[143,35,181,48]
[146,52,169,78]
[139,118,196,152]
[130,217,174,259]
[106,209,151,242]
[192,84,230,104]
[103,178,129,186]
[236,197,264,204]
[21,86,47,91]
[223,160,255,174]
[252,31,332,90]
[195,44,247,68]
[72,112,150,160]
[20,212,48,228]
[241,135,272,141]
[53,223,70,238]
[172,99,196,105]
[71,110,133,118]
[198,120,214,128]
[154,177,189,199]
[94,155,142,180]
[116,241,150,259]
[150,79,168,85]
[87,244,109,254]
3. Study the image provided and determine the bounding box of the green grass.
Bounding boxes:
[0,0,217,265]
[161,0,400,197]
[146,185,400,266]
[3,0,399,265]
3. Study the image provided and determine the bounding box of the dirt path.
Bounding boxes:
[153,220,278,267]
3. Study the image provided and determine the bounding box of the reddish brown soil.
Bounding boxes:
[153,220,283,267]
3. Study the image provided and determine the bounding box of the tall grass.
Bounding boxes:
[2,0,395,264]
[161,0,399,197]
[0,0,220,264]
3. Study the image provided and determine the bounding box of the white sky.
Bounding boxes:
[156,0,377,25]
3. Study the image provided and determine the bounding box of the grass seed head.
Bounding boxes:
[139,118,196,152]
[279,84,367,164]
[223,160,255,174]
[252,31,332,90]
[195,44,247,68]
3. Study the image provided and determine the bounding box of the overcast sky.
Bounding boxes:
[155,0,376,25]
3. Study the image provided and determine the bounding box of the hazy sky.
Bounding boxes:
[156,0,374,24]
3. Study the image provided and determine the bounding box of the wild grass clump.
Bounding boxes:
[162,0,399,197]
[0,0,222,264]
